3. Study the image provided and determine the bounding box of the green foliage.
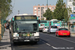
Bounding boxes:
[0,0,12,20]
[53,0,65,20]
[53,0,70,22]
[43,8,53,20]
[63,8,68,22]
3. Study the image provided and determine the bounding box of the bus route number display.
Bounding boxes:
[15,16,37,20]
[15,17,21,20]
[24,16,36,19]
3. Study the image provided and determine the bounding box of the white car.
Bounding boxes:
[42,27,48,32]
[48,26,58,33]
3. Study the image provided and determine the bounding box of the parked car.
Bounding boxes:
[42,26,48,32]
[55,28,70,37]
[47,26,58,33]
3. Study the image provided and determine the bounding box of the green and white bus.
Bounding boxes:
[49,19,62,28]
[10,14,40,44]
[39,20,49,31]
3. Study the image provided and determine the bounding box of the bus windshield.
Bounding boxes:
[15,21,38,32]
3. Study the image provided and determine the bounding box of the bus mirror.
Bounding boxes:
[38,20,40,23]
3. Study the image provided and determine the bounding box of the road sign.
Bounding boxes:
[70,14,73,17]
[70,14,75,17]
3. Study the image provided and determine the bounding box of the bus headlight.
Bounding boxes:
[34,32,39,36]
[13,33,19,37]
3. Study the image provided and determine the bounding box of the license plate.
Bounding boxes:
[63,33,67,35]
[24,40,30,42]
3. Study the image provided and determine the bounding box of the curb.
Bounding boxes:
[71,33,75,37]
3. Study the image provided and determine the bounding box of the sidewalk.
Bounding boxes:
[0,29,11,50]
[70,29,75,37]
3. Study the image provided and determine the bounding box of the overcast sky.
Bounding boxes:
[6,0,66,20]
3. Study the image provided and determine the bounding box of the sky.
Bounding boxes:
[6,0,66,20]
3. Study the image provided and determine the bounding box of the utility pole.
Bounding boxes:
[18,10,20,14]
[47,0,48,9]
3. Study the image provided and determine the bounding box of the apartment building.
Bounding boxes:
[67,0,75,13]
[67,0,75,24]
[33,4,56,20]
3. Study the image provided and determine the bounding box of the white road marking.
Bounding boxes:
[41,40,51,47]
[46,43,51,46]
[40,33,75,49]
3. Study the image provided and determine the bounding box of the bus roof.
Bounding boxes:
[13,14,37,17]
[50,19,58,21]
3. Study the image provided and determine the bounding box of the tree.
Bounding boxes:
[43,8,52,20]
[53,0,66,20]
[0,0,12,20]
[67,7,72,20]
[63,8,68,22]
[67,7,72,31]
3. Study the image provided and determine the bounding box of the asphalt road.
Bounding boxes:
[10,32,75,50]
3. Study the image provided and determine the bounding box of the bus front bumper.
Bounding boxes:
[13,36,40,42]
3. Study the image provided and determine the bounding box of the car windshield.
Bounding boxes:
[59,28,68,30]
[15,21,38,32]
[51,26,57,28]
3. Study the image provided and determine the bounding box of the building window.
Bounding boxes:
[34,7,36,9]
[45,7,47,10]
[69,0,71,2]
[73,2,75,6]
[35,10,36,12]
[52,10,54,12]
[38,7,40,9]
[38,13,40,16]
[73,7,75,10]
[49,7,51,9]
[34,13,37,15]
[52,7,54,9]
[38,10,40,12]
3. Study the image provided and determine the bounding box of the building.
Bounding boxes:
[33,4,56,20]
[67,0,75,24]
[66,0,75,13]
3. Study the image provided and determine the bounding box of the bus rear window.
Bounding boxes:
[51,26,57,28]
[53,21,58,23]
[40,21,47,23]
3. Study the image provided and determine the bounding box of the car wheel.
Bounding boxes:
[34,42,37,44]
[57,33,59,37]
[31,42,37,44]
[43,30,44,33]
[50,32,51,34]
[55,33,57,36]
[68,35,70,37]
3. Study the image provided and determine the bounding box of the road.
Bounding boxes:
[10,32,75,50]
